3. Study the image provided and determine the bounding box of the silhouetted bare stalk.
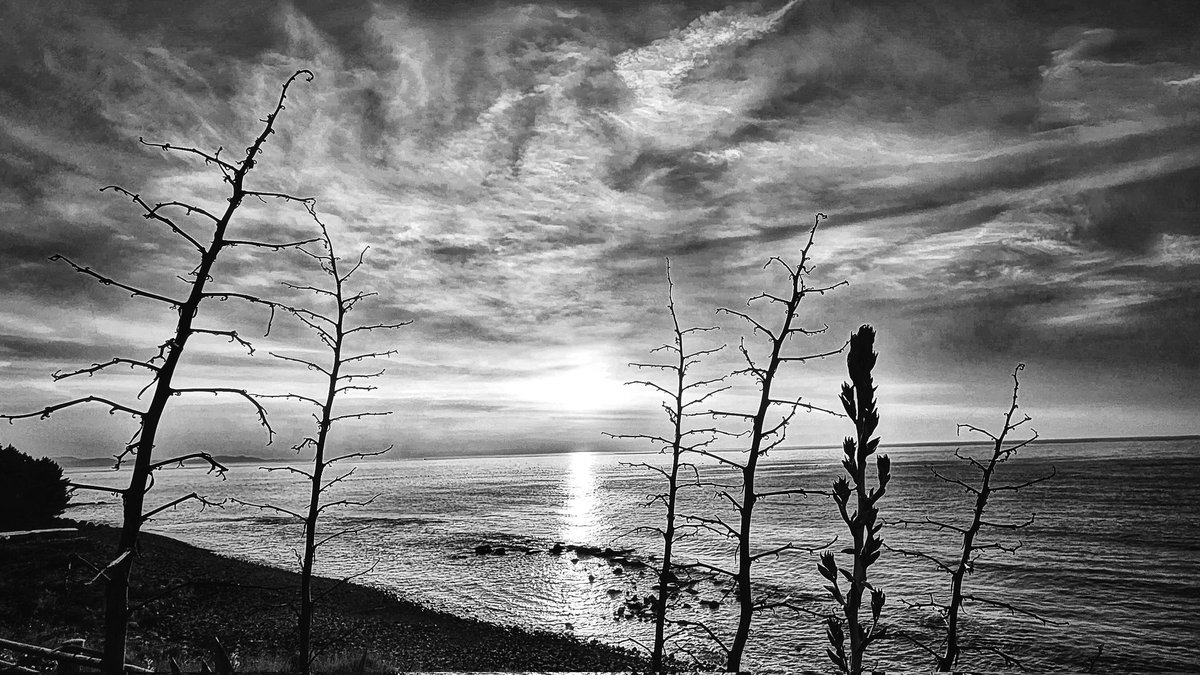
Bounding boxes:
[1,69,314,674]
[690,214,847,673]
[889,364,1058,670]
[236,205,406,674]
[819,325,889,674]
[606,259,725,672]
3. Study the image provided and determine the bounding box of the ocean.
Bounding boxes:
[67,438,1200,673]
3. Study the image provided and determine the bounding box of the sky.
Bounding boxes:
[2,0,1198,460]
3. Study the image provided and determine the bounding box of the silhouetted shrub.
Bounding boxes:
[0,444,70,529]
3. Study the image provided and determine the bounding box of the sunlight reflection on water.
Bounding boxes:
[562,451,599,544]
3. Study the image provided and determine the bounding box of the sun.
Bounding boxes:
[504,354,641,415]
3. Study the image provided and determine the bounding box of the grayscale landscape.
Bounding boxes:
[2,1,1198,673]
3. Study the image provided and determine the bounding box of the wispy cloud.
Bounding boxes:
[2,0,1198,457]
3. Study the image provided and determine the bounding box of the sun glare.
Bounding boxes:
[505,357,638,415]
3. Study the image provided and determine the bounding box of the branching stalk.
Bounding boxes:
[607,259,722,672]
[709,214,846,672]
[258,204,406,674]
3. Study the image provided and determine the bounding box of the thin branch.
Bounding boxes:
[930,467,981,494]
[746,292,790,305]
[757,487,822,500]
[342,349,400,364]
[100,186,208,253]
[768,398,845,418]
[344,320,412,335]
[958,422,1003,441]
[168,388,274,441]
[68,482,127,496]
[716,308,777,341]
[319,467,357,494]
[962,595,1066,625]
[606,432,675,446]
[671,620,729,656]
[749,542,807,562]
[337,369,387,382]
[681,386,730,409]
[269,352,332,376]
[990,468,1057,492]
[262,465,315,481]
[316,495,379,513]
[313,526,364,551]
[53,358,161,380]
[625,379,676,399]
[88,550,133,585]
[679,561,737,579]
[137,137,238,173]
[50,255,183,307]
[310,560,380,605]
[191,329,256,355]
[801,280,850,296]
[895,629,944,661]
[255,392,325,408]
[141,492,223,522]
[688,448,746,470]
[885,544,955,575]
[776,342,849,363]
[979,515,1036,530]
[328,410,392,425]
[147,452,228,476]
[225,237,320,251]
[324,445,393,466]
[685,514,739,537]
[705,410,756,421]
[243,190,315,204]
[151,199,221,223]
[281,281,336,297]
[1,396,144,422]
[232,498,305,521]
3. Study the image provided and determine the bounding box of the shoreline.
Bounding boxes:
[0,521,648,672]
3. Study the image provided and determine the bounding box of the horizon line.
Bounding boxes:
[50,433,1200,466]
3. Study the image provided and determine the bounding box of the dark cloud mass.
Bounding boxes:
[2,0,1198,458]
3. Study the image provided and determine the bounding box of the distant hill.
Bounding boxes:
[56,454,283,469]
[55,456,119,468]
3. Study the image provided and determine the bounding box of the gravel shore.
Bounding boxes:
[0,521,648,672]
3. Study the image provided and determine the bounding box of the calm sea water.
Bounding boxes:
[68,439,1200,673]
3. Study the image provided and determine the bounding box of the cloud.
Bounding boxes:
[2,0,1199,456]
[1056,165,1200,253]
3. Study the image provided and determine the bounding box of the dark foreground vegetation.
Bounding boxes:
[0,444,71,531]
[0,522,645,673]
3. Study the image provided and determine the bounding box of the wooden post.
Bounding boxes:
[53,638,86,675]
[0,637,153,674]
